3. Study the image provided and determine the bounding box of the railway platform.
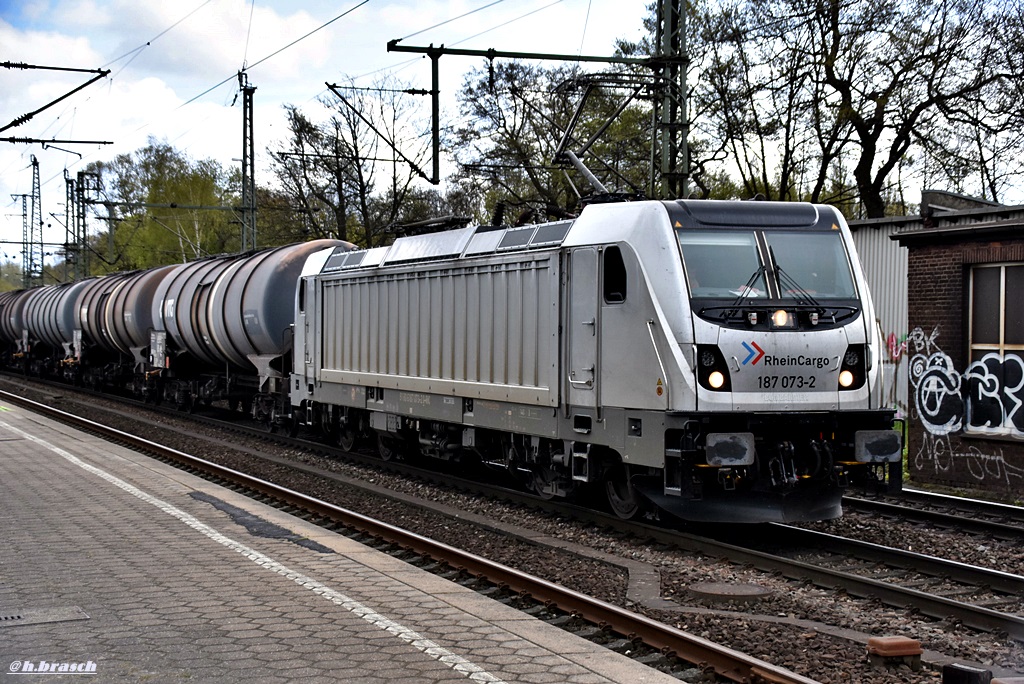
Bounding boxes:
[0,399,680,683]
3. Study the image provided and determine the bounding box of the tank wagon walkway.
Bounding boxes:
[0,401,678,683]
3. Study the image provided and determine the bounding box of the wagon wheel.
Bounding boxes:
[264,410,279,433]
[605,464,642,520]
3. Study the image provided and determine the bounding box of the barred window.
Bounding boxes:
[965,264,1024,435]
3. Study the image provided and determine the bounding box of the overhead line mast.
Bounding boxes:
[239,71,257,252]
[24,156,44,288]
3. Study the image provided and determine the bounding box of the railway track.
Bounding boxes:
[843,490,1024,541]
[712,524,1024,641]
[0,387,819,684]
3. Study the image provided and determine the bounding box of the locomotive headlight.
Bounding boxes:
[696,345,731,391]
[838,344,866,390]
[770,309,796,329]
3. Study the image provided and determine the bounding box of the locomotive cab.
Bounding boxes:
[645,200,902,521]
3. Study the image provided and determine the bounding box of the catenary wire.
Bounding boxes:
[179,0,370,109]
[398,0,508,41]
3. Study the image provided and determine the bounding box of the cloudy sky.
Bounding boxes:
[0,0,650,263]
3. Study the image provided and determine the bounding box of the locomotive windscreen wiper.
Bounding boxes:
[730,264,768,308]
[770,246,822,308]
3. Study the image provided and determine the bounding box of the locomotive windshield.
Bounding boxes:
[678,229,857,300]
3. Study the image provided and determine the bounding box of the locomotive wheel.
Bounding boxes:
[337,427,357,452]
[605,466,642,519]
[531,467,559,500]
[377,434,397,461]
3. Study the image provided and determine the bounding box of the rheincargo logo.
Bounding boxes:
[741,341,765,365]
[763,354,831,369]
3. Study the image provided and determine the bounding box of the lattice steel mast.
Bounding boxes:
[239,71,257,251]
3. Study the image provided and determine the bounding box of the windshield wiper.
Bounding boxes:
[770,246,822,308]
[723,264,769,319]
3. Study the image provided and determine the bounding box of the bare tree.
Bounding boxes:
[692,0,1023,216]
[270,76,432,248]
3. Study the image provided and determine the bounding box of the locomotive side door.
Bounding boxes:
[567,247,599,408]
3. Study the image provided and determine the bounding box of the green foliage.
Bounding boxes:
[0,260,21,292]
[82,139,242,274]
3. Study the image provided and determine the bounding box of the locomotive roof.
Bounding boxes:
[320,218,576,273]
[318,199,844,275]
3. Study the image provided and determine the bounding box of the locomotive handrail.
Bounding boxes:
[646,319,669,409]
[567,371,594,388]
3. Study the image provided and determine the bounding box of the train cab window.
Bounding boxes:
[678,231,763,298]
[764,232,857,299]
[603,246,627,303]
[298,280,306,313]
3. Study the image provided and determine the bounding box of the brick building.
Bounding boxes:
[889,200,1024,501]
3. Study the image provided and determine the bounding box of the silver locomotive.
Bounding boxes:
[290,199,903,523]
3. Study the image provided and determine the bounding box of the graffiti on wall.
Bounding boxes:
[908,326,962,435]
[907,326,1024,486]
[914,433,1023,487]
[884,330,910,416]
[965,353,1024,436]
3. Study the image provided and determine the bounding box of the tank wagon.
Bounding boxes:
[146,239,348,414]
[0,240,348,415]
[0,288,31,361]
[290,199,903,523]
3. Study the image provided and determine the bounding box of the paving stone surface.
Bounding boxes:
[0,403,680,683]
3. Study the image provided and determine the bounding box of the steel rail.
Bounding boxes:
[679,528,1024,638]
[898,487,1024,518]
[0,389,816,684]
[769,524,1024,595]
[844,494,1024,539]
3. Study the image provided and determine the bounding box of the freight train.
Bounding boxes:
[0,199,903,523]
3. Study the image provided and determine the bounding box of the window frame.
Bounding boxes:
[965,263,1024,435]
[968,263,1024,359]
